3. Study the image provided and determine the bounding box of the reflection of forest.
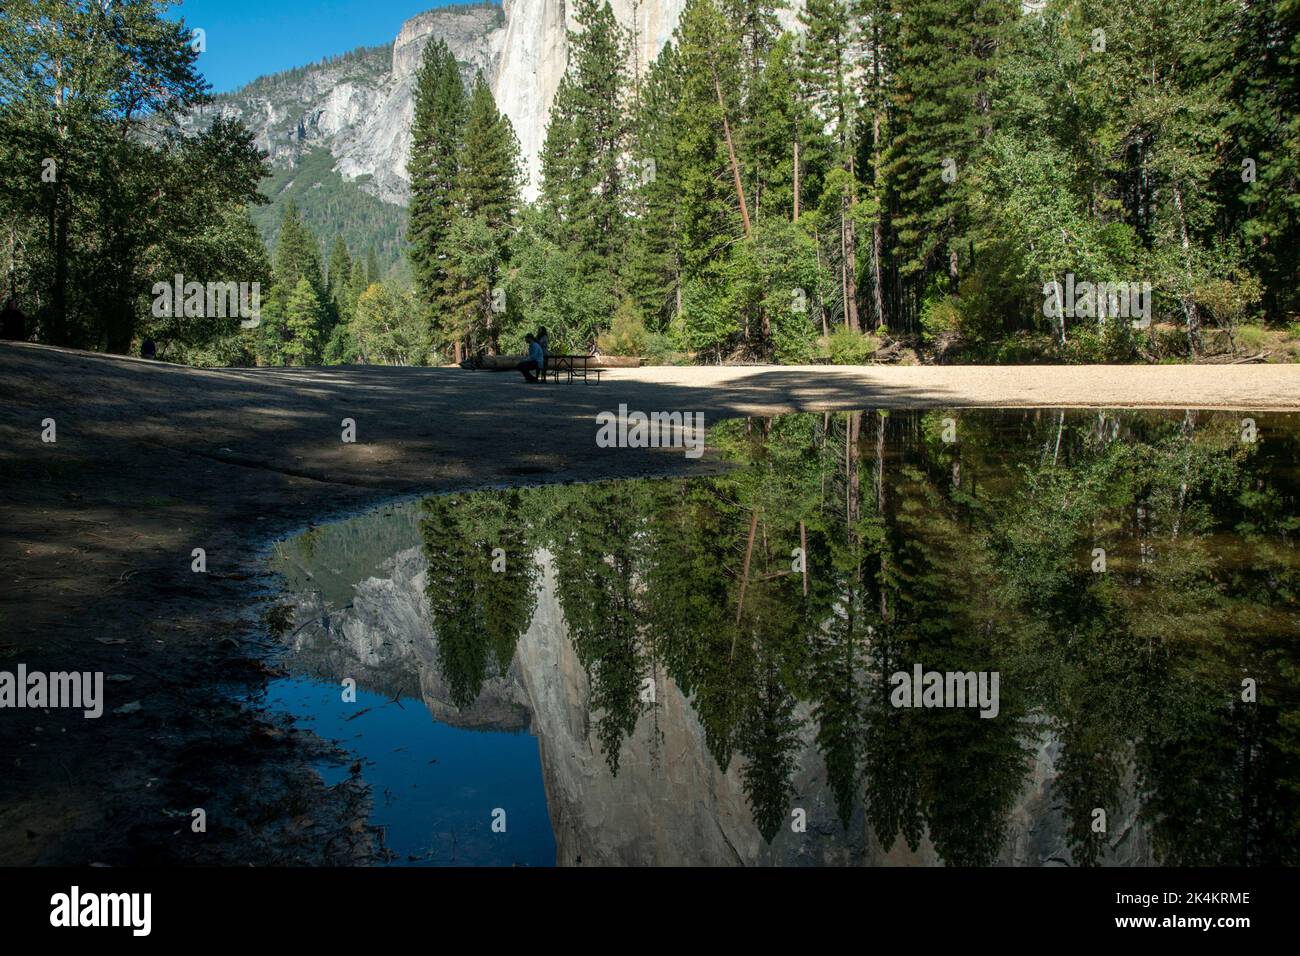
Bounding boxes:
[281,409,1300,866]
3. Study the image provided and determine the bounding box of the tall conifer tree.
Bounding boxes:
[407,39,466,310]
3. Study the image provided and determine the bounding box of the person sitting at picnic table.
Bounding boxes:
[516,333,544,383]
[536,326,549,367]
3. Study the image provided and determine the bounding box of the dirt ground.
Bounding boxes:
[1,342,1297,865]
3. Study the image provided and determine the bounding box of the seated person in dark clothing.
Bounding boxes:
[516,333,544,383]
[140,338,157,359]
[536,326,549,367]
[0,298,27,341]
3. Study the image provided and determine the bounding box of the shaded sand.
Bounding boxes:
[0,342,1296,864]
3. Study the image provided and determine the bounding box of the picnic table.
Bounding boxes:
[544,354,603,384]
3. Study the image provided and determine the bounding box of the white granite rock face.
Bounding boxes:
[188,1,807,205]
[490,0,692,198]
[187,5,505,205]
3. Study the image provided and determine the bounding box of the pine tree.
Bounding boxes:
[748,33,821,226]
[800,0,862,331]
[441,215,500,356]
[273,202,326,295]
[626,42,686,330]
[1227,0,1300,320]
[348,259,369,311]
[883,0,1014,312]
[537,0,631,347]
[857,0,898,331]
[256,283,291,366]
[283,276,324,365]
[439,75,521,358]
[674,0,752,358]
[326,236,353,323]
[407,38,466,311]
[457,73,523,235]
[720,0,785,92]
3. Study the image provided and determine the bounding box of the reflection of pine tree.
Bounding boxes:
[739,657,802,842]
[419,492,538,709]
[808,412,877,828]
[645,479,746,768]
[987,411,1294,864]
[1140,693,1300,866]
[864,417,1028,865]
[811,600,868,829]
[862,660,925,854]
[549,481,655,773]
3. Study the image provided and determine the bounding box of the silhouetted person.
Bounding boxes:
[140,338,157,360]
[516,333,543,383]
[536,326,550,367]
[0,298,26,341]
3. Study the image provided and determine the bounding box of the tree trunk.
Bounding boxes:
[814,231,829,337]
[48,58,70,346]
[1171,182,1202,355]
[876,410,889,622]
[731,508,761,658]
[842,150,861,333]
[792,138,800,223]
[799,520,808,597]
[104,277,134,354]
[713,71,751,239]
[47,182,71,346]
[872,223,885,331]
[869,29,886,330]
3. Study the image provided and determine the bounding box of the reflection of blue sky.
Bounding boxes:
[265,677,554,866]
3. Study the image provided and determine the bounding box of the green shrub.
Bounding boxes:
[988,331,1055,364]
[818,327,879,365]
[920,296,962,340]
[641,331,681,365]
[1064,325,1104,364]
[597,301,650,356]
[1235,324,1268,351]
[1153,325,1190,359]
[1098,317,1140,362]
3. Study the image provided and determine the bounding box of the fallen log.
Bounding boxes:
[464,354,643,370]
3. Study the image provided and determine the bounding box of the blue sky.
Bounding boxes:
[168,0,475,94]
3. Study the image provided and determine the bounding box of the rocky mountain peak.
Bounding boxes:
[187,1,713,207]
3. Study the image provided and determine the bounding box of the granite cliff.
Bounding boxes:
[187,0,806,208]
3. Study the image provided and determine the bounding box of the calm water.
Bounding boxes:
[265,408,1300,866]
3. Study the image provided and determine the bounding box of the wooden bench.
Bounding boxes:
[544,354,603,384]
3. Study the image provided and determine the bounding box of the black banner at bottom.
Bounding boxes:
[0,866,1288,942]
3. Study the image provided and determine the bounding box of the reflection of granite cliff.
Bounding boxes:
[286,546,532,731]
[283,546,1152,866]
